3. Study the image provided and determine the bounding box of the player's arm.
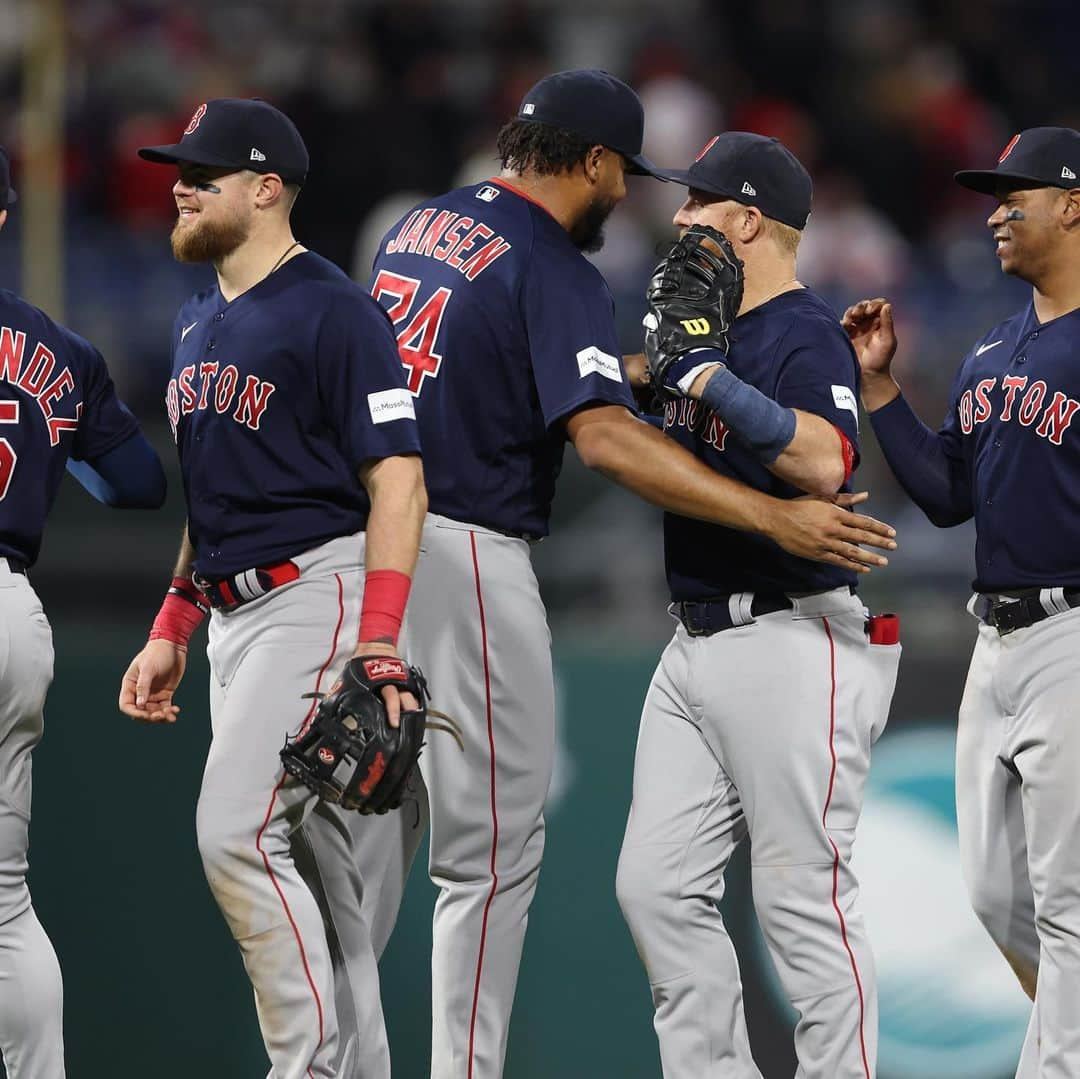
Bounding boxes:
[566,404,895,573]
[843,298,972,526]
[66,430,167,508]
[119,525,200,724]
[679,358,848,497]
[353,453,427,727]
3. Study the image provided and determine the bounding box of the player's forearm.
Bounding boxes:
[360,454,427,577]
[869,394,972,526]
[173,525,196,578]
[764,411,848,497]
[572,410,773,533]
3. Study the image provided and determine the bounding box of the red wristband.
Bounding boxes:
[149,576,209,649]
[834,426,856,485]
[359,570,412,646]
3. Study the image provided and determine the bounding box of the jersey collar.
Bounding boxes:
[489,177,562,226]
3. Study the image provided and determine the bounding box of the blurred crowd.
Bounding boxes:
[0,0,1075,626]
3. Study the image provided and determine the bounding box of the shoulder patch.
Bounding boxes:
[576,345,623,384]
[831,384,859,428]
[475,185,500,202]
[367,388,416,424]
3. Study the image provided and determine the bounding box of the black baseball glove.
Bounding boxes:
[280,656,460,815]
[643,224,744,403]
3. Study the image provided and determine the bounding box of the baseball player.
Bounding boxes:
[0,146,166,1077]
[614,133,901,1079]
[843,126,1080,1078]
[361,74,898,1078]
[117,100,426,1079]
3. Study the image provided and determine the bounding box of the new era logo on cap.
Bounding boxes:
[250,147,266,162]
[522,103,535,115]
[1064,166,1077,180]
[741,181,756,196]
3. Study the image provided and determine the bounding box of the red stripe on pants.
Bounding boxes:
[467,532,500,1079]
[254,572,346,1078]
[820,617,871,1079]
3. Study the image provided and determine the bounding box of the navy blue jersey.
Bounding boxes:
[663,288,861,600]
[167,252,420,578]
[369,179,635,538]
[938,302,1080,591]
[0,289,139,566]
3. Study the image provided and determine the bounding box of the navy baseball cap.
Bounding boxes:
[955,127,1080,195]
[514,69,664,178]
[655,132,813,229]
[0,146,16,210]
[138,98,309,185]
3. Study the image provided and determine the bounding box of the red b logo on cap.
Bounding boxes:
[998,133,1021,163]
[184,103,207,136]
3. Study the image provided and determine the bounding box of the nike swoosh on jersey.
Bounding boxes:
[181,321,199,341]
[975,340,1003,355]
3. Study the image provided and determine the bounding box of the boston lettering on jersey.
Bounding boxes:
[938,301,1080,590]
[166,362,275,438]
[371,179,634,539]
[956,375,1079,445]
[662,289,861,600]
[0,325,82,445]
[169,252,420,579]
[0,288,139,566]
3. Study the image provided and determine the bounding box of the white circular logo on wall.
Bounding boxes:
[757,727,1031,1079]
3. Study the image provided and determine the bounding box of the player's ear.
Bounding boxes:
[583,144,605,184]
[1061,187,1080,230]
[253,172,286,210]
[741,206,764,244]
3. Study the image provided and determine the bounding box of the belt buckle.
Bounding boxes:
[679,602,708,637]
[988,596,1023,636]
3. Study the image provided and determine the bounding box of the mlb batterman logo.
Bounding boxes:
[184,103,207,135]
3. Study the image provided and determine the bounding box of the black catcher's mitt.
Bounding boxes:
[643,224,744,402]
[280,656,460,815]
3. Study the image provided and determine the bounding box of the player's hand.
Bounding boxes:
[765,494,897,573]
[623,352,650,390]
[119,639,187,723]
[841,298,901,411]
[351,642,418,729]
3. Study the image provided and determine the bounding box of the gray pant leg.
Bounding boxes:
[616,635,760,1079]
[1003,610,1080,1078]
[402,519,554,1079]
[294,803,392,1079]
[955,628,1040,984]
[685,597,893,1079]
[0,574,63,1079]
[0,811,64,1079]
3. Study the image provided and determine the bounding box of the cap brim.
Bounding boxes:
[624,152,668,179]
[137,143,246,169]
[954,168,1060,194]
[650,167,744,204]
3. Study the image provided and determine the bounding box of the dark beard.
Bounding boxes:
[171,211,250,263]
[569,193,618,253]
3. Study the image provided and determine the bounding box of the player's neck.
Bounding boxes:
[215,227,304,303]
[497,170,578,232]
[1031,258,1080,323]
[738,257,802,317]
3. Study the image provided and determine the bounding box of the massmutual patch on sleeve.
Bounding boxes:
[832,384,859,429]
[367,388,417,424]
[576,345,623,383]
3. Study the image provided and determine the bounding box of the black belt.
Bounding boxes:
[674,593,793,638]
[3,557,26,575]
[974,588,1080,636]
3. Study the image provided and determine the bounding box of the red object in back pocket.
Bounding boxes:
[868,613,900,645]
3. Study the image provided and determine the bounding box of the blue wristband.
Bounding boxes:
[698,365,796,462]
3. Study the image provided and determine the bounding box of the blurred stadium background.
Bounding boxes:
[3,0,1076,1075]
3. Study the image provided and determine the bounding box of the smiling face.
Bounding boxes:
[170,163,257,263]
[987,183,1070,281]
